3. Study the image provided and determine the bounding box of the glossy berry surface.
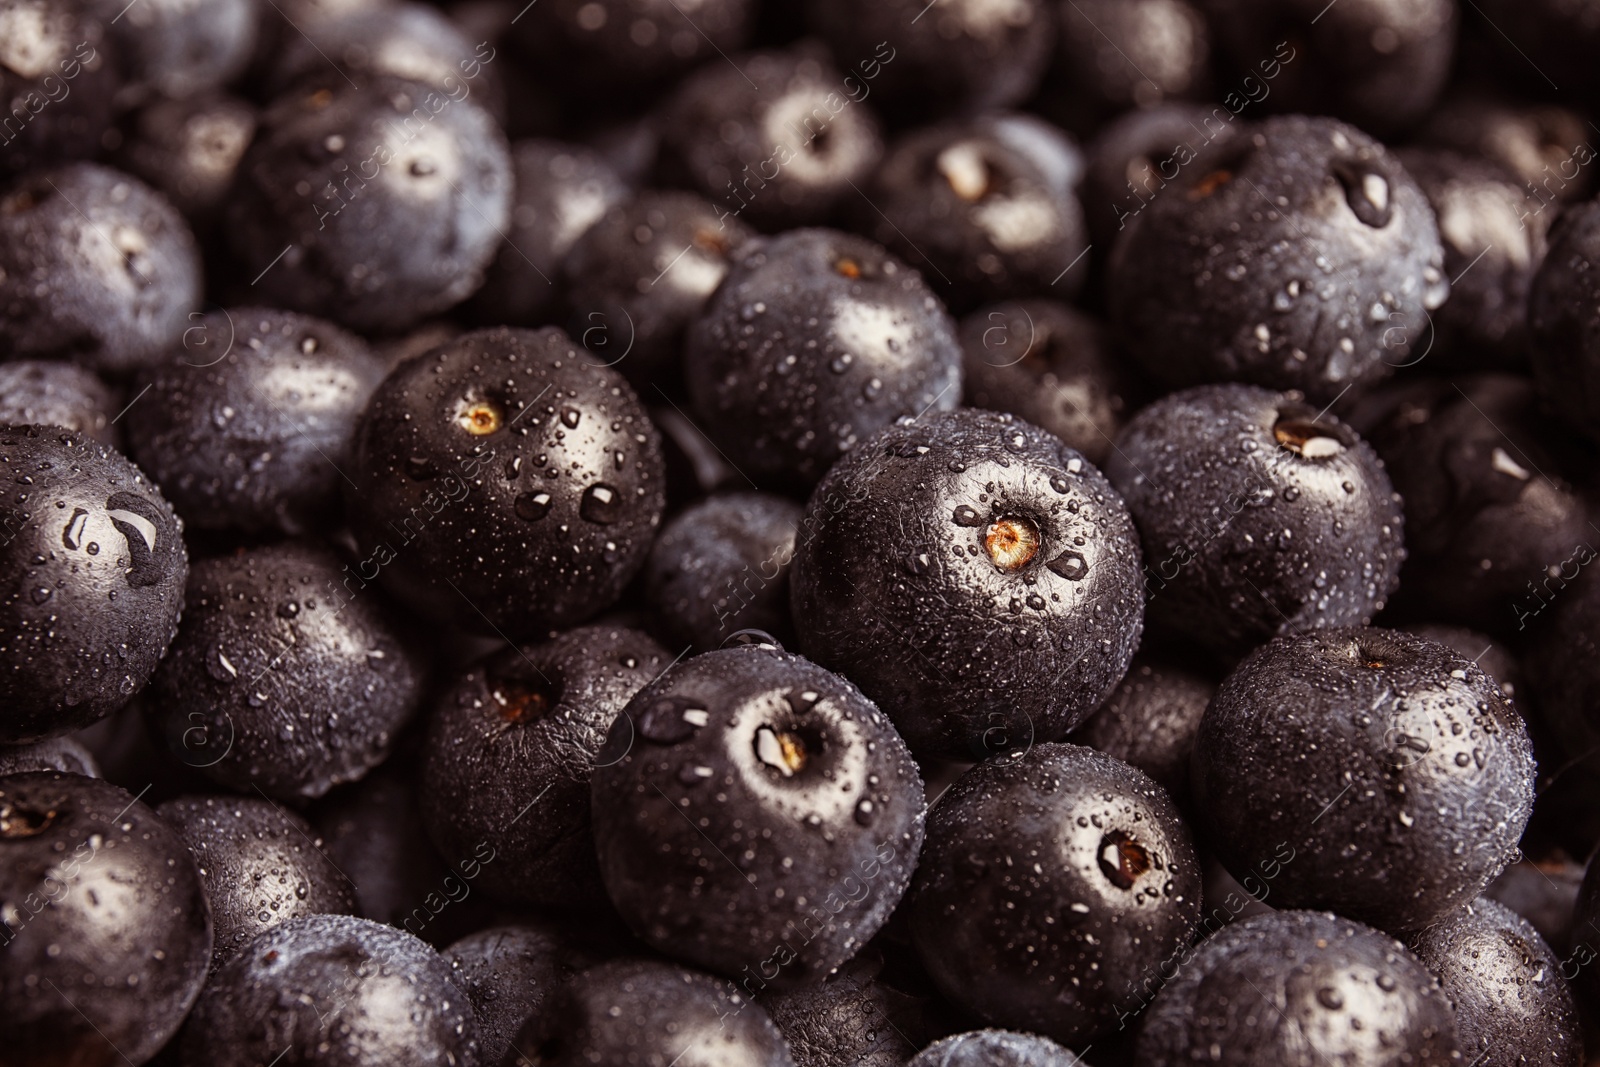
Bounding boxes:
[508,959,796,1067]
[0,426,187,743]
[590,646,925,990]
[1194,628,1534,933]
[179,913,480,1067]
[0,772,212,1067]
[907,1030,1082,1067]
[0,163,201,373]
[1137,910,1460,1067]
[908,743,1201,1045]
[157,794,356,968]
[863,114,1089,310]
[1107,384,1404,661]
[125,307,386,536]
[227,77,511,333]
[685,227,963,487]
[444,924,580,1067]
[1408,896,1581,1067]
[794,407,1143,759]
[145,541,426,801]
[646,491,803,651]
[1108,116,1447,400]
[420,624,668,909]
[349,326,665,638]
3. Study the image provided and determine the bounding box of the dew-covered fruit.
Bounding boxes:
[1108,115,1447,401]
[225,76,511,333]
[348,326,665,639]
[907,1030,1083,1067]
[420,624,668,909]
[507,958,796,1067]
[1407,896,1581,1067]
[444,924,585,1067]
[0,360,119,447]
[156,793,356,969]
[1106,383,1404,662]
[144,541,427,801]
[791,408,1144,760]
[124,307,386,536]
[684,227,963,488]
[645,491,803,651]
[907,743,1201,1045]
[178,913,480,1067]
[590,645,925,991]
[0,162,202,374]
[1193,627,1535,933]
[0,771,213,1067]
[0,426,188,743]
[1068,654,1214,801]
[1136,910,1460,1067]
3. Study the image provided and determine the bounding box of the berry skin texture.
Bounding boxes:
[685,228,963,488]
[1108,116,1448,401]
[1193,628,1535,934]
[863,113,1090,310]
[226,76,511,333]
[791,408,1144,760]
[420,624,669,909]
[1106,384,1404,662]
[0,163,202,374]
[907,1030,1083,1067]
[590,646,925,992]
[1530,200,1600,437]
[0,426,188,743]
[645,491,804,652]
[0,734,99,777]
[0,0,121,179]
[157,794,357,970]
[0,359,119,447]
[349,326,665,638]
[764,953,922,1067]
[0,772,213,1067]
[507,959,796,1067]
[1068,654,1215,801]
[145,541,427,801]
[1407,897,1581,1067]
[179,913,481,1067]
[444,924,579,1067]
[125,307,386,537]
[1136,910,1460,1067]
[907,743,1201,1046]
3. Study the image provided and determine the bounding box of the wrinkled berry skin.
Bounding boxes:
[764,953,924,1067]
[1068,654,1214,801]
[125,308,386,536]
[908,1030,1082,1067]
[590,646,925,991]
[179,913,481,1067]
[157,794,356,969]
[1408,897,1581,1067]
[646,492,803,652]
[1108,116,1448,401]
[563,190,755,385]
[227,77,511,333]
[685,228,963,488]
[0,360,119,447]
[145,542,427,801]
[1106,384,1404,662]
[0,163,202,374]
[1530,200,1600,437]
[1194,628,1535,934]
[958,299,1134,467]
[0,772,213,1067]
[0,426,187,743]
[0,0,120,179]
[444,924,582,1067]
[0,734,99,777]
[807,0,1053,118]
[661,48,884,232]
[508,959,796,1067]
[1137,910,1460,1067]
[349,326,664,639]
[420,625,668,909]
[793,408,1144,760]
[908,744,1201,1045]
[863,114,1089,310]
